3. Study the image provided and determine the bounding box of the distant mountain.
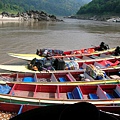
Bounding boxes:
[0,0,91,16]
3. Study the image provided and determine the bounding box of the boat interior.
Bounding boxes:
[0,83,120,101]
[0,64,120,83]
[0,102,40,120]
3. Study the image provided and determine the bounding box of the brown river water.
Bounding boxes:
[0,18,120,72]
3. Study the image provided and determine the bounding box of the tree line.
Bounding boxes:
[0,0,85,16]
[77,0,120,15]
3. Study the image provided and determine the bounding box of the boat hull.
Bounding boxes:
[9,102,120,120]
[8,48,116,61]
[0,83,120,106]
[0,61,119,73]
[0,70,120,85]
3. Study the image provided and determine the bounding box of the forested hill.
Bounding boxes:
[77,0,120,15]
[0,0,91,16]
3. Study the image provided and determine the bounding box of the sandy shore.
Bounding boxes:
[0,15,23,21]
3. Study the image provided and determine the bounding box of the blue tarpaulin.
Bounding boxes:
[0,85,11,94]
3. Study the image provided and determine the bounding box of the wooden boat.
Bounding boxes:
[0,82,120,105]
[0,57,119,73]
[10,102,120,120]
[0,65,120,85]
[8,47,116,61]
[0,102,42,120]
[8,53,44,61]
[0,102,119,120]
[64,46,114,55]
[54,52,120,63]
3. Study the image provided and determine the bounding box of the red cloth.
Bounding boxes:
[99,60,120,66]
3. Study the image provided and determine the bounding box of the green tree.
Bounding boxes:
[77,0,120,15]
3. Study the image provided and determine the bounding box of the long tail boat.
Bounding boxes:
[8,47,116,61]
[7,41,117,61]
[0,102,119,120]
[0,82,120,105]
[0,57,119,73]
[10,102,120,120]
[0,64,120,85]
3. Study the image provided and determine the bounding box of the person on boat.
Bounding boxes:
[36,49,39,55]
[113,46,120,56]
[36,49,43,56]
[98,42,109,51]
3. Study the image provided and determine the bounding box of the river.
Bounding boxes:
[0,18,120,67]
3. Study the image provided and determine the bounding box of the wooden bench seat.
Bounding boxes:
[106,93,115,99]
[113,89,120,98]
[89,93,99,99]
[67,87,83,99]
[58,77,67,82]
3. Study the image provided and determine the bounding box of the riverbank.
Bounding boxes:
[68,14,120,22]
[0,10,63,22]
[0,15,23,21]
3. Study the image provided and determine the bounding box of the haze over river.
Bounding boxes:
[0,18,120,68]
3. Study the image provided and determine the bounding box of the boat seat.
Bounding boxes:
[58,77,67,82]
[67,87,83,99]
[89,93,99,99]
[106,93,115,99]
[67,92,74,99]
[79,67,84,70]
[113,89,120,98]
[22,77,35,82]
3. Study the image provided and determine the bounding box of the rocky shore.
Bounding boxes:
[0,10,63,22]
[0,15,23,21]
[68,14,120,22]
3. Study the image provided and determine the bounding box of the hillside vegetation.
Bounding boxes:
[0,0,90,16]
[77,0,120,15]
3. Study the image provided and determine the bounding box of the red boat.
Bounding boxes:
[0,82,120,105]
[0,102,41,120]
[63,42,111,55]
[36,42,111,56]
[0,55,119,73]
[8,46,117,61]
[0,102,119,120]
[0,64,120,84]
[10,102,120,120]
